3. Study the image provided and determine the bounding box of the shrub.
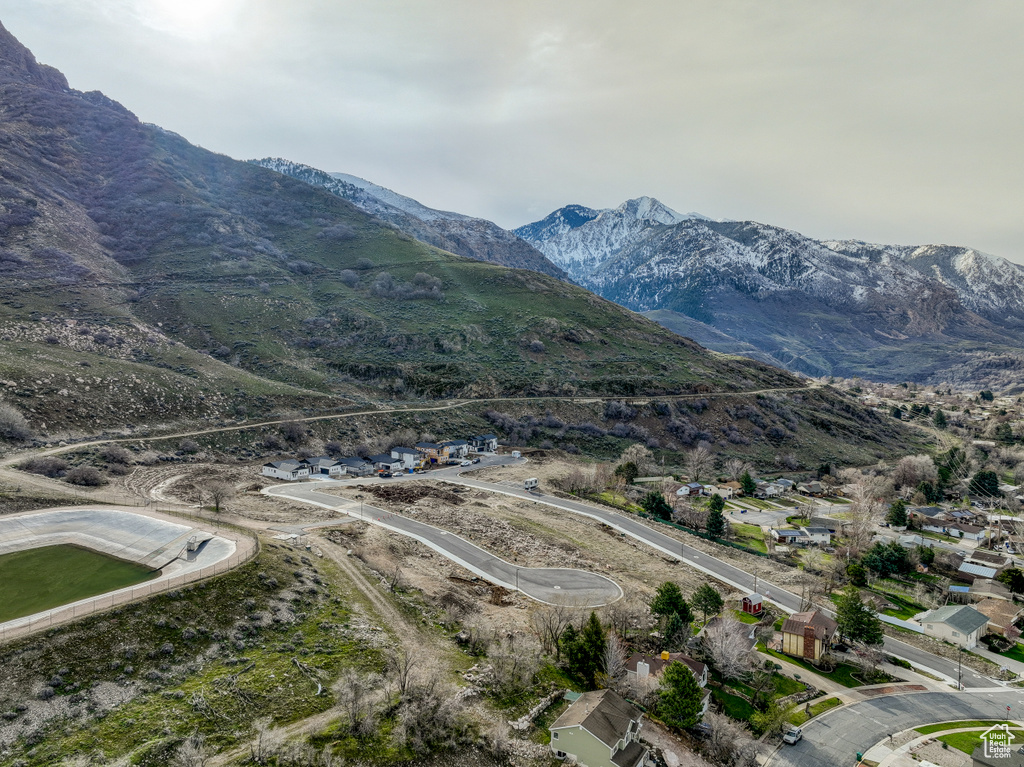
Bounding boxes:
[0,404,32,442]
[101,445,132,464]
[20,457,69,477]
[339,269,360,287]
[317,223,356,241]
[65,466,106,486]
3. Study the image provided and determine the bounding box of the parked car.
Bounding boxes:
[460,460,472,466]
[472,457,481,464]
[782,727,802,745]
[379,472,392,478]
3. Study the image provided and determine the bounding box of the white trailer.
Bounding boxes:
[524,477,539,491]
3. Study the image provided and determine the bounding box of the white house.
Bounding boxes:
[771,528,806,545]
[336,457,374,477]
[676,482,704,497]
[367,454,403,473]
[390,447,421,471]
[919,604,990,649]
[303,456,344,477]
[261,459,310,481]
[800,527,832,545]
[624,652,710,717]
[775,478,795,493]
[706,484,735,499]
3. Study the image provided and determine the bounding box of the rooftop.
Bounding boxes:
[921,604,990,635]
[550,689,642,749]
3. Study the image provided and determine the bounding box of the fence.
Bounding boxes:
[0,524,258,644]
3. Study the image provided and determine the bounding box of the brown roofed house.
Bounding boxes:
[974,598,1024,640]
[781,610,838,662]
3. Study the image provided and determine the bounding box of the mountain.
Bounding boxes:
[0,20,837,441]
[251,158,567,280]
[517,202,1024,390]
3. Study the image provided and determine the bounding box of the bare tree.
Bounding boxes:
[603,597,649,643]
[700,618,754,681]
[603,633,628,690]
[724,458,752,482]
[203,480,236,513]
[891,454,938,490]
[621,444,655,476]
[489,634,541,696]
[531,603,577,659]
[703,710,759,767]
[388,649,417,698]
[685,445,715,483]
[0,403,32,442]
[334,668,380,736]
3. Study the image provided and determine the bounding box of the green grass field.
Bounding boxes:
[0,545,158,623]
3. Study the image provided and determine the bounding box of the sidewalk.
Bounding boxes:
[971,644,1024,677]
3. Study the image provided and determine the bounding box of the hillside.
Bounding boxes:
[0,21,829,440]
[517,200,1024,390]
[250,158,567,280]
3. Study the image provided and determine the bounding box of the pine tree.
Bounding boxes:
[657,661,705,729]
[886,499,907,527]
[641,490,673,520]
[706,494,727,539]
[740,472,757,496]
[933,409,947,429]
[692,583,724,624]
[651,582,691,621]
[835,586,883,645]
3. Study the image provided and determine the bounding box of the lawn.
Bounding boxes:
[741,498,775,510]
[733,609,762,625]
[0,544,158,623]
[937,729,1024,754]
[773,498,798,508]
[826,497,851,504]
[992,643,1024,665]
[730,522,768,553]
[759,645,868,688]
[915,720,1014,735]
[711,687,756,721]
[787,696,842,725]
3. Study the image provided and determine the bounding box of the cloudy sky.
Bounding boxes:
[3,2,1023,262]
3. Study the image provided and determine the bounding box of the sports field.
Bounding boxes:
[0,544,158,623]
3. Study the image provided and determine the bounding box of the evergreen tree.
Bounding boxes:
[641,490,673,520]
[560,613,607,688]
[886,499,908,527]
[706,494,727,539]
[835,586,883,645]
[917,545,935,567]
[740,471,757,496]
[933,409,947,429]
[890,406,903,420]
[614,461,639,484]
[650,582,691,621]
[997,568,1024,594]
[657,661,705,729]
[846,561,868,587]
[969,469,1000,498]
[691,583,724,624]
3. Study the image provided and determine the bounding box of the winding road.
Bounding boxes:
[267,457,995,688]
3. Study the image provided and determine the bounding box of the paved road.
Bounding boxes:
[768,689,1024,766]
[266,457,994,687]
[439,468,994,688]
[264,477,622,608]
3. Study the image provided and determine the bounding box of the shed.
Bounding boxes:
[741,593,763,615]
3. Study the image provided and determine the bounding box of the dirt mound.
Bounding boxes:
[364,482,466,506]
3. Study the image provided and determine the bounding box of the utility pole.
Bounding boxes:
[957,647,963,690]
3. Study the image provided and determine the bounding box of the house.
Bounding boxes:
[261,459,311,481]
[967,550,1010,571]
[781,610,838,661]
[721,480,743,496]
[919,604,990,648]
[336,457,374,477]
[796,481,824,496]
[800,527,832,546]
[676,482,705,497]
[549,689,648,767]
[809,517,849,535]
[755,483,783,498]
[415,442,449,463]
[623,651,710,716]
[974,598,1024,640]
[741,593,763,616]
[958,562,1000,582]
[909,505,947,523]
[771,528,806,545]
[969,579,1012,602]
[303,456,344,477]
[774,479,795,493]
[899,534,929,549]
[921,520,949,535]
[707,484,735,499]
[951,523,987,542]
[367,454,403,474]
[390,447,421,471]
[441,439,470,459]
[470,434,498,452]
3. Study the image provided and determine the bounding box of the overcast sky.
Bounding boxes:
[3,2,1023,263]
